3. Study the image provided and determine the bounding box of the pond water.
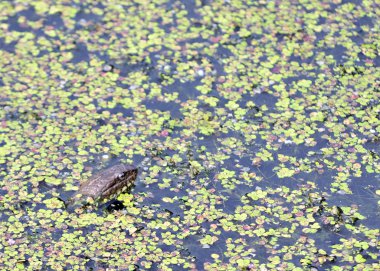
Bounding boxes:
[0,0,379,270]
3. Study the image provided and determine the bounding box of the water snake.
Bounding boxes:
[66,164,138,210]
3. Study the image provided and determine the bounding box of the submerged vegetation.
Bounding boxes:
[0,0,379,270]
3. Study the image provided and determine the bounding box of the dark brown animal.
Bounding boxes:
[66,164,138,210]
